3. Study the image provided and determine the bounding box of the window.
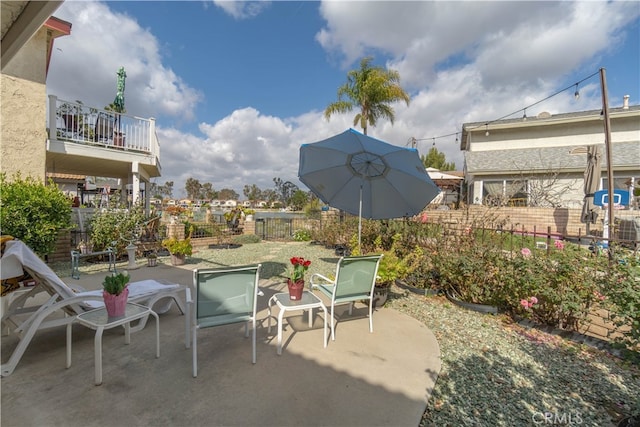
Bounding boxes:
[482,179,528,206]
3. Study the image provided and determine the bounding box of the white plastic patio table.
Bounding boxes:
[267,291,327,355]
[66,302,159,385]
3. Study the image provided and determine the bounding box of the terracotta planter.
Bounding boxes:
[103,287,128,317]
[171,254,186,266]
[287,279,304,301]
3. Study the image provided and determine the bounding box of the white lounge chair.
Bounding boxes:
[0,239,189,377]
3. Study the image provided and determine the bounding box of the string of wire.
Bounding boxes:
[409,69,601,146]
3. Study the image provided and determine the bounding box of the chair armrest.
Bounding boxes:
[309,273,334,288]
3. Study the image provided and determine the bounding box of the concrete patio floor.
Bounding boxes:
[1,261,441,427]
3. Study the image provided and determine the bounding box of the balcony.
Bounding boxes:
[46,95,161,181]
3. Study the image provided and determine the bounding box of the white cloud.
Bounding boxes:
[48,1,202,122]
[45,1,639,199]
[212,0,271,20]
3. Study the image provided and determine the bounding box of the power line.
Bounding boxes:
[412,69,601,146]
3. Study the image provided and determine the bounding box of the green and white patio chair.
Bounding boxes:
[309,254,383,341]
[189,264,261,377]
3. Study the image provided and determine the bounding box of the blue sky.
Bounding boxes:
[47,1,640,198]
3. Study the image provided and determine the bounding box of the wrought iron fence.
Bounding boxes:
[254,218,312,241]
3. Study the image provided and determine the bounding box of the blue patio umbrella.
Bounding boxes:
[298,128,440,251]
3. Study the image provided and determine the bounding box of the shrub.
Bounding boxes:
[603,255,640,350]
[162,237,192,256]
[292,229,312,242]
[507,242,607,329]
[232,234,261,244]
[0,173,72,256]
[89,205,147,256]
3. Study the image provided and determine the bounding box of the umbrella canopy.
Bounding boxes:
[299,129,440,249]
[113,66,127,113]
[580,144,602,231]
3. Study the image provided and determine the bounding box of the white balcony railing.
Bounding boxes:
[47,95,159,157]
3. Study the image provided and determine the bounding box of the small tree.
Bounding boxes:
[0,173,72,257]
[89,204,147,257]
[289,190,309,211]
[421,147,456,171]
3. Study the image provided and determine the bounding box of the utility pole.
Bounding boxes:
[600,67,615,259]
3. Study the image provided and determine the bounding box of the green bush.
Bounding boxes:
[603,255,640,351]
[232,234,261,244]
[508,241,607,330]
[89,205,147,256]
[0,173,72,256]
[292,229,312,241]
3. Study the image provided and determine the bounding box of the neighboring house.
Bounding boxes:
[426,168,463,207]
[461,100,640,209]
[1,3,161,213]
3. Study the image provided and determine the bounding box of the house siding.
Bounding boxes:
[462,107,640,208]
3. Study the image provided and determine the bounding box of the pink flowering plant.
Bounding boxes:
[400,215,639,351]
[510,239,608,329]
[288,256,311,283]
[426,223,612,329]
[601,255,640,351]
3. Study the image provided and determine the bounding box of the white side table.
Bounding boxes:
[267,291,327,355]
[67,302,159,385]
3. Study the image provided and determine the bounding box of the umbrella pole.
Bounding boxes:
[358,184,363,254]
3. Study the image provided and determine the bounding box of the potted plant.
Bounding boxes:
[373,249,407,308]
[102,272,130,317]
[162,236,192,266]
[242,208,256,221]
[146,252,158,267]
[287,256,311,300]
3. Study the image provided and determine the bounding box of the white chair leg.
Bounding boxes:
[192,328,198,378]
[368,300,373,333]
[330,304,336,341]
[251,319,256,364]
[185,301,190,349]
[348,302,353,315]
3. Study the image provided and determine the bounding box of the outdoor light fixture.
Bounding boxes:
[574,83,580,99]
[485,124,489,136]
[432,138,435,146]
[522,109,527,121]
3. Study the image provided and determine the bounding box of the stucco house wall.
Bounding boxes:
[1,27,48,182]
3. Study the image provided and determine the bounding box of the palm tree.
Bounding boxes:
[324,57,410,135]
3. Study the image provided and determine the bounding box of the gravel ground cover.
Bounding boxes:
[52,241,640,426]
